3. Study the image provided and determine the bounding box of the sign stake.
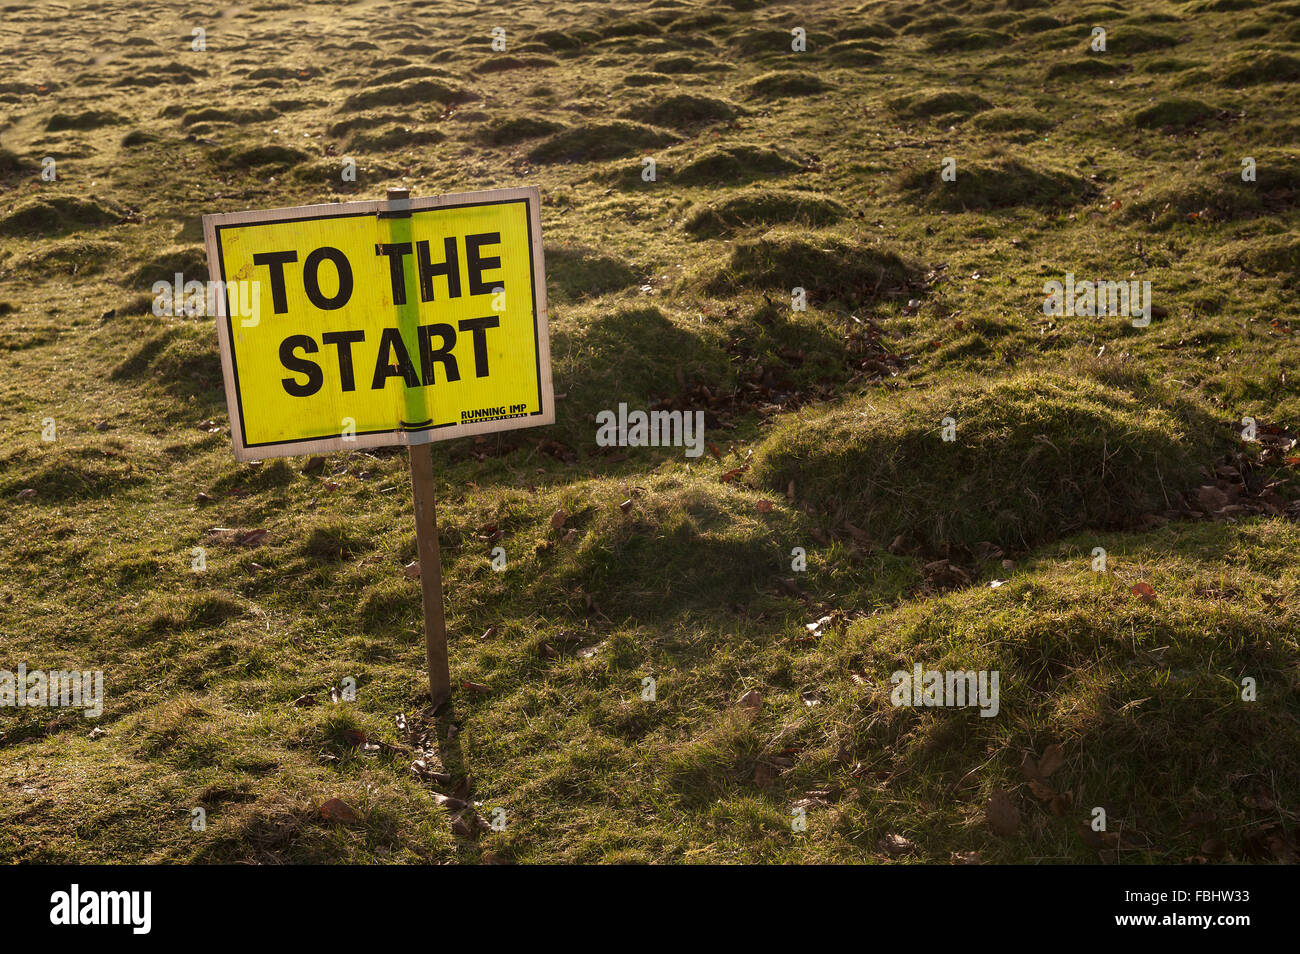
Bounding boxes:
[408,440,452,710]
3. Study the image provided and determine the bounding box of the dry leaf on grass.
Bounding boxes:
[320,798,361,825]
[986,789,1020,836]
[1130,581,1156,602]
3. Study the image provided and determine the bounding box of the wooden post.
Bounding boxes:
[382,186,451,709]
[409,442,452,710]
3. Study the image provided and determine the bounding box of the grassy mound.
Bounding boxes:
[889,88,993,120]
[707,230,921,307]
[0,195,124,236]
[127,245,208,287]
[825,39,884,66]
[1126,154,1300,225]
[652,55,728,74]
[1107,27,1181,53]
[546,245,643,301]
[1132,97,1220,129]
[111,325,223,398]
[213,143,312,170]
[477,116,565,146]
[549,305,727,439]
[1212,235,1300,279]
[925,28,1010,52]
[971,108,1055,139]
[751,373,1220,552]
[798,518,1300,862]
[674,143,810,184]
[1,443,144,501]
[180,107,277,127]
[528,121,678,162]
[12,237,120,275]
[341,78,475,111]
[1220,52,1300,86]
[626,93,739,129]
[744,71,831,100]
[45,110,126,131]
[345,126,443,152]
[897,158,1094,211]
[1045,58,1125,80]
[684,189,847,237]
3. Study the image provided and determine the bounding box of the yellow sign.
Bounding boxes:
[202,188,552,460]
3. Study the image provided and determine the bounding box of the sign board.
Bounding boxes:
[202,187,552,461]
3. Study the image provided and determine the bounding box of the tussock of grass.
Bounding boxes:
[751,373,1220,551]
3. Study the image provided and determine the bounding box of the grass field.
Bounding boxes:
[1,0,1298,864]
